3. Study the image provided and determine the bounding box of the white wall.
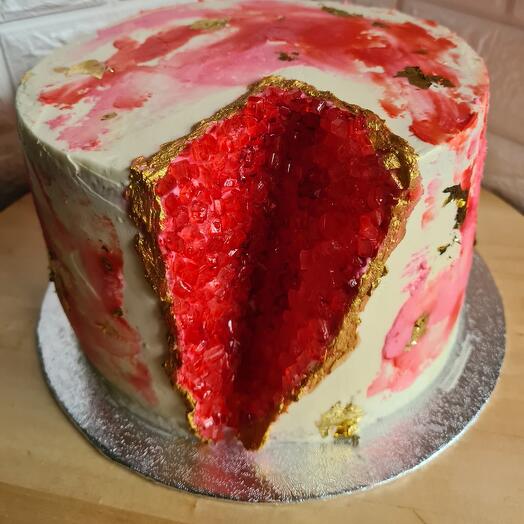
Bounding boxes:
[1,0,523,211]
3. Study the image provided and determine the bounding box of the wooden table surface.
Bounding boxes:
[1,190,523,524]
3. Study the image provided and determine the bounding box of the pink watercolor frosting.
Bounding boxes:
[28,163,157,405]
[34,0,487,152]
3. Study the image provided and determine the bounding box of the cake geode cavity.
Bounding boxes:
[127,76,419,448]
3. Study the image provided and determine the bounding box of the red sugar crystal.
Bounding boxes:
[154,87,403,445]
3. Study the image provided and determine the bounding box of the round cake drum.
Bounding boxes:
[37,253,505,502]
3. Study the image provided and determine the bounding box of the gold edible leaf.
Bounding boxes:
[101,112,118,120]
[321,6,363,18]
[405,313,429,351]
[372,21,388,28]
[438,243,450,255]
[443,184,469,228]
[54,59,106,79]
[395,66,454,89]
[438,234,460,255]
[190,18,229,31]
[316,401,363,442]
[366,261,388,296]
[278,51,299,61]
[383,152,401,170]
[383,152,406,189]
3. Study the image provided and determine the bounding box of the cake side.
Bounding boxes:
[16,0,489,445]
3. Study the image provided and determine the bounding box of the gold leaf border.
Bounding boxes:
[126,75,420,449]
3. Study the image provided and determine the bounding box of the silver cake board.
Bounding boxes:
[36,253,505,502]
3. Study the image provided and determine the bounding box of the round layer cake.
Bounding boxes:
[16,0,489,449]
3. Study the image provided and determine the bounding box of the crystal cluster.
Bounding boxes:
[154,87,402,445]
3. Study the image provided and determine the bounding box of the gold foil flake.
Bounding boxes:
[443,184,469,228]
[372,21,388,28]
[127,75,420,450]
[321,6,363,18]
[438,243,450,255]
[54,59,106,79]
[316,402,363,442]
[414,49,429,55]
[190,18,229,31]
[395,66,454,89]
[389,173,404,190]
[438,234,460,255]
[404,313,429,351]
[383,152,404,189]
[112,307,124,317]
[365,120,416,191]
[383,152,401,170]
[278,51,299,61]
[365,261,387,296]
[101,112,117,120]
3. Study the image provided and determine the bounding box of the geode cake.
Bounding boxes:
[16,0,489,449]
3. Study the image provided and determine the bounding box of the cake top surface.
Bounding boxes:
[16,0,488,182]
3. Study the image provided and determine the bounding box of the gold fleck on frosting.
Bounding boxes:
[278,51,299,61]
[54,59,106,79]
[438,243,450,255]
[404,313,429,351]
[101,112,118,120]
[383,152,402,170]
[438,234,460,255]
[395,66,454,89]
[316,401,363,443]
[443,184,469,228]
[190,18,229,31]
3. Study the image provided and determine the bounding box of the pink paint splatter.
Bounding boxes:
[402,251,430,295]
[47,113,71,130]
[37,0,486,151]
[422,178,441,228]
[368,127,487,397]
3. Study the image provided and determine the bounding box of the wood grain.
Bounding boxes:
[0,191,522,524]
